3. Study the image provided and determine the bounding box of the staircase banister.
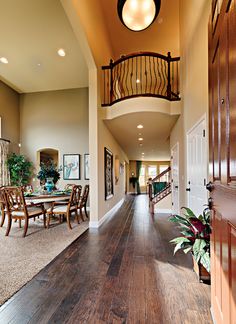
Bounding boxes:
[151,166,171,183]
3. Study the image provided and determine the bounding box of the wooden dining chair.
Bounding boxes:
[4,186,46,237]
[77,185,89,221]
[0,187,6,227]
[46,185,82,230]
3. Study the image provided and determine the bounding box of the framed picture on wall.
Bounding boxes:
[84,154,90,180]
[104,147,114,200]
[63,154,80,180]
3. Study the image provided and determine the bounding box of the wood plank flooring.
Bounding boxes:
[0,195,212,323]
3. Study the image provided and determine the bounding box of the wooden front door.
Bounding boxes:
[209,1,236,323]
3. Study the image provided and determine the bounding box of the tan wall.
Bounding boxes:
[0,81,20,153]
[170,0,211,208]
[98,117,129,220]
[20,88,89,189]
[69,0,114,67]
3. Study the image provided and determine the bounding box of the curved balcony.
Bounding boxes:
[101,52,180,107]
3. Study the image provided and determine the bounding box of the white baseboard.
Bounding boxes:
[154,208,172,214]
[89,198,124,228]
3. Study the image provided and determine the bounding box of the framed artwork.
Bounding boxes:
[63,154,80,180]
[104,147,114,200]
[84,154,90,180]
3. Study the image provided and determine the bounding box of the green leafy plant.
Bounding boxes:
[37,161,61,185]
[7,153,33,186]
[169,207,211,273]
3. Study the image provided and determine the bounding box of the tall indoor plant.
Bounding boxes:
[169,207,211,274]
[7,153,33,186]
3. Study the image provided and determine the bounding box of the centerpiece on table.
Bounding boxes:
[169,207,211,282]
[37,161,61,193]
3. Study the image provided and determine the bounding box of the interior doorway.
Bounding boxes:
[171,142,179,214]
[187,115,207,216]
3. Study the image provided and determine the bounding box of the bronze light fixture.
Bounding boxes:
[117,0,161,32]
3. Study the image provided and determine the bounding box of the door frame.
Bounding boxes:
[171,142,180,214]
[186,113,208,209]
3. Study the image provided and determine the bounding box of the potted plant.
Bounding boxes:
[37,161,61,190]
[169,207,211,282]
[7,153,33,186]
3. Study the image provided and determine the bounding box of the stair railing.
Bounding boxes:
[102,52,180,106]
[148,166,171,201]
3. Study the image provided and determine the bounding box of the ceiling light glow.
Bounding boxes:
[0,57,8,64]
[118,0,161,32]
[137,124,143,129]
[138,137,143,141]
[57,48,66,57]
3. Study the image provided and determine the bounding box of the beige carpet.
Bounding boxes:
[0,215,89,305]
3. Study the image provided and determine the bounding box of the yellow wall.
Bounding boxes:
[0,81,20,153]
[20,88,89,189]
[98,116,129,219]
[170,0,211,208]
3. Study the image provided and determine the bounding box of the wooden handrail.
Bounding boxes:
[0,138,10,143]
[101,52,180,106]
[151,166,171,183]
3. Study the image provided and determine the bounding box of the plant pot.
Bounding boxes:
[192,255,211,283]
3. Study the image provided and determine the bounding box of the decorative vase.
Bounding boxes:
[45,178,54,193]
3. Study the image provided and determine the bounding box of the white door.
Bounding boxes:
[171,143,179,214]
[187,116,207,216]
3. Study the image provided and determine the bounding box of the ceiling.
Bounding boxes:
[104,112,178,161]
[0,0,88,93]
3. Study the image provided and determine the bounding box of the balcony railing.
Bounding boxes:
[102,52,180,106]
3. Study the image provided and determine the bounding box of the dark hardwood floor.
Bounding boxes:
[0,195,212,323]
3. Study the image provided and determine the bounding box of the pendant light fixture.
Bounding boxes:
[117,0,161,32]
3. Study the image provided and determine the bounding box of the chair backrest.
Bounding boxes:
[68,185,82,208]
[0,188,6,213]
[80,185,89,206]
[4,186,27,215]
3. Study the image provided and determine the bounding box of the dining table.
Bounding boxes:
[25,192,71,207]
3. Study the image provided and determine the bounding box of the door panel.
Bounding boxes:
[209,1,236,323]
[187,118,207,216]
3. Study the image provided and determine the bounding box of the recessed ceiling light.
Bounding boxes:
[138,137,143,141]
[142,152,145,155]
[136,79,140,83]
[137,124,143,129]
[57,48,66,57]
[37,63,41,67]
[0,57,8,64]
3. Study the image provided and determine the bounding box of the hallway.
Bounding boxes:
[0,195,212,323]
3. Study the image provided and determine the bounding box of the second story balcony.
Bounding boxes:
[102,52,180,107]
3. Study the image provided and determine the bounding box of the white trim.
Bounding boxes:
[89,198,124,228]
[154,208,172,214]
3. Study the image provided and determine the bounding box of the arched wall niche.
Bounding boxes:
[36,148,59,167]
